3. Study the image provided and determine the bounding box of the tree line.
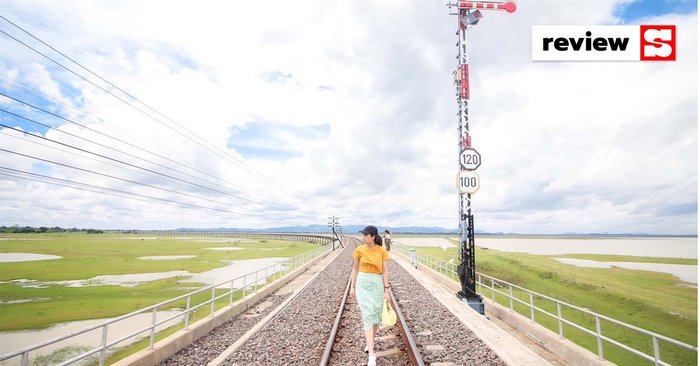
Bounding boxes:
[0,225,104,234]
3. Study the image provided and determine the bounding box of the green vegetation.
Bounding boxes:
[0,234,315,281]
[102,288,247,365]
[34,345,94,366]
[399,239,697,366]
[0,234,318,331]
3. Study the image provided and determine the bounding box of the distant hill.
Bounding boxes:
[172,225,695,237]
[174,225,459,234]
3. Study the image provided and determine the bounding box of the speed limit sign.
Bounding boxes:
[456,171,480,194]
[459,148,481,170]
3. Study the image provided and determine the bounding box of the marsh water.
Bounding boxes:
[0,256,288,365]
[553,258,698,283]
[0,311,182,365]
[475,237,697,258]
[396,236,698,285]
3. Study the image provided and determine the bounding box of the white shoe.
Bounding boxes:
[368,353,376,366]
[364,345,368,353]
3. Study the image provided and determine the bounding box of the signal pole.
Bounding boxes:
[327,216,343,250]
[448,0,516,314]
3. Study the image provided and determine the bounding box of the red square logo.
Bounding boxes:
[640,25,676,61]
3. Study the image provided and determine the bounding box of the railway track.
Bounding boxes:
[165,237,506,365]
[320,266,425,366]
[213,238,356,365]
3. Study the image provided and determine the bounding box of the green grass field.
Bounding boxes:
[394,236,697,366]
[0,233,318,331]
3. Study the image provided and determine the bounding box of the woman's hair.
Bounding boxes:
[373,234,382,246]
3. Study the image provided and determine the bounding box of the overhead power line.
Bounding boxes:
[0,16,286,192]
[0,79,294,210]
[0,167,310,225]
[0,148,274,217]
[0,129,320,223]
[0,168,240,215]
[0,103,288,209]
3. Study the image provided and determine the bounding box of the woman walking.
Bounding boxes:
[382,229,392,252]
[350,225,391,366]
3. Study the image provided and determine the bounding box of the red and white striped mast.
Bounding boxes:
[448,0,516,313]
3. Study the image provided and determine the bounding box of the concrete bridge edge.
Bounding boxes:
[112,247,337,366]
[391,249,617,366]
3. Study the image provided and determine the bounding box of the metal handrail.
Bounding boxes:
[394,245,697,365]
[1,237,333,366]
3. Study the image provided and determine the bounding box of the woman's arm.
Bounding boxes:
[350,258,360,297]
[382,260,390,300]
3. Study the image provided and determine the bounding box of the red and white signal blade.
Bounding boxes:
[457,1,517,13]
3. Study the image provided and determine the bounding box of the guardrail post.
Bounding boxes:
[529,292,535,322]
[595,315,603,359]
[100,324,108,365]
[243,275,247,299]
[184,295,191,330]
[491,279,495,302]
[150,308,157,348]
[210,288,216,317]
[254,271,259,292]
[557,302,563,338]
[653,335,660,366]
[230,279,235,305]
[20,352,28,366]
[477,273,482,294]
[509,285,513,311]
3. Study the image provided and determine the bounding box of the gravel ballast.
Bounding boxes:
[389,260,507,366]
[220,243,355,365]
[162,243,507,366]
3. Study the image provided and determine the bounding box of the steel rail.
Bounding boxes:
[319,277,353,364]
[319,244,424,366]
[388,289,425,366]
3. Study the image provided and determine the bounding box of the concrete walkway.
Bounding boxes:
[390,250,553,366]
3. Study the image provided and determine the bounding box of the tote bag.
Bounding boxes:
[381,299,397,326]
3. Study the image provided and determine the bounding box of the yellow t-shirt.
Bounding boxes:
[353,244,390,274]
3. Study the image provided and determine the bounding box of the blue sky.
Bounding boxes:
[0,0,696,234]
[228,120,330,160]
[616,0,697,21]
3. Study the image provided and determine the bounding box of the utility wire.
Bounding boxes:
[0,148,275,217]
[0,111,288,211]
[0,126,320,222]
[0,167,310,225]
[0,78,293,208]
[0,168,254,215]
[0,130,154,174]
[0,18,285,192]
[0,97,289,209]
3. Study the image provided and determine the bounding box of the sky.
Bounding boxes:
[0,0,696,234]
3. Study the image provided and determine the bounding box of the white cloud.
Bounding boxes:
[0,0,696,234]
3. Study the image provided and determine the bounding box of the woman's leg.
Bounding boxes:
[365,326,375,354]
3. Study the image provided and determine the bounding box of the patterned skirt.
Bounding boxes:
[356,272,383,330]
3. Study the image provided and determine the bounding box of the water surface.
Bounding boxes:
[0,311,181,365]
[476,237,697,258]
[554,258,698,283]
[0,253,62,263]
